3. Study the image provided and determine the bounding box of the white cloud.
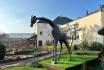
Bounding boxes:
[0,13,34,33]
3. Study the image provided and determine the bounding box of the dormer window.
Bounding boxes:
[40,31,43,35]
[74,23,79,28]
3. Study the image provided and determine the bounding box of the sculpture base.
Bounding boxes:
[51,61,57,65]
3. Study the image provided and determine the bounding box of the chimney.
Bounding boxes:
[86,10,89,16]
[100,4,104,11]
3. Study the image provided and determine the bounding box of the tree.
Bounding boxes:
[0,33,9,38]
[0,33,8,60]
[0,43,6,60]
[89,41,103,51]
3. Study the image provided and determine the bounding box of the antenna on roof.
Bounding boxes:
[100,4,102,11]
[86,10,89,16]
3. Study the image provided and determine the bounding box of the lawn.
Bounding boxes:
[39,54,97,68]
[73,50,100,53]
[4,66,47,70]
[3,55,98,70]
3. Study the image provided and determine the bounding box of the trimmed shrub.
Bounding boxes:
[45,41,52,46]
[30,60,41,68]
[89,41,103,51]
[0,43,6,60]
[73,44,79,50]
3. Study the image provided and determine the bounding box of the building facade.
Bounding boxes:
[61,6,104,44]
[35,22,53,46]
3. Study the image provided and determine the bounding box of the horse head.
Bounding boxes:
[31,15,37,27]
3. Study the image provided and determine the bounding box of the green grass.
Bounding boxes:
[73,50,100,54]
[4,66,47,70]
[47,44,71,50]
[39,54,97,68]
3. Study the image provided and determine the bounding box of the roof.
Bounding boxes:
[53,16,73,25]
[75,5,104,21]
[7,33,32,38]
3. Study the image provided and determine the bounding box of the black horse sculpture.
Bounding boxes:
[30,16,71,64]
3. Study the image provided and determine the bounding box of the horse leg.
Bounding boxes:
[58,40,62,60]
[52,40,58,64]
[63,40,71,60]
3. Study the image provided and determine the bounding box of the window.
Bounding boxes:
[72,33,79,40]
[74,23,79,28]
[38,40,42,46]
[40,31,43,35]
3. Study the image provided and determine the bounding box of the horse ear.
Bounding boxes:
[31,15,33,18]
[34,16,36,18]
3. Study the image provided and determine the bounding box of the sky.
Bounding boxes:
[0,0,104,33]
